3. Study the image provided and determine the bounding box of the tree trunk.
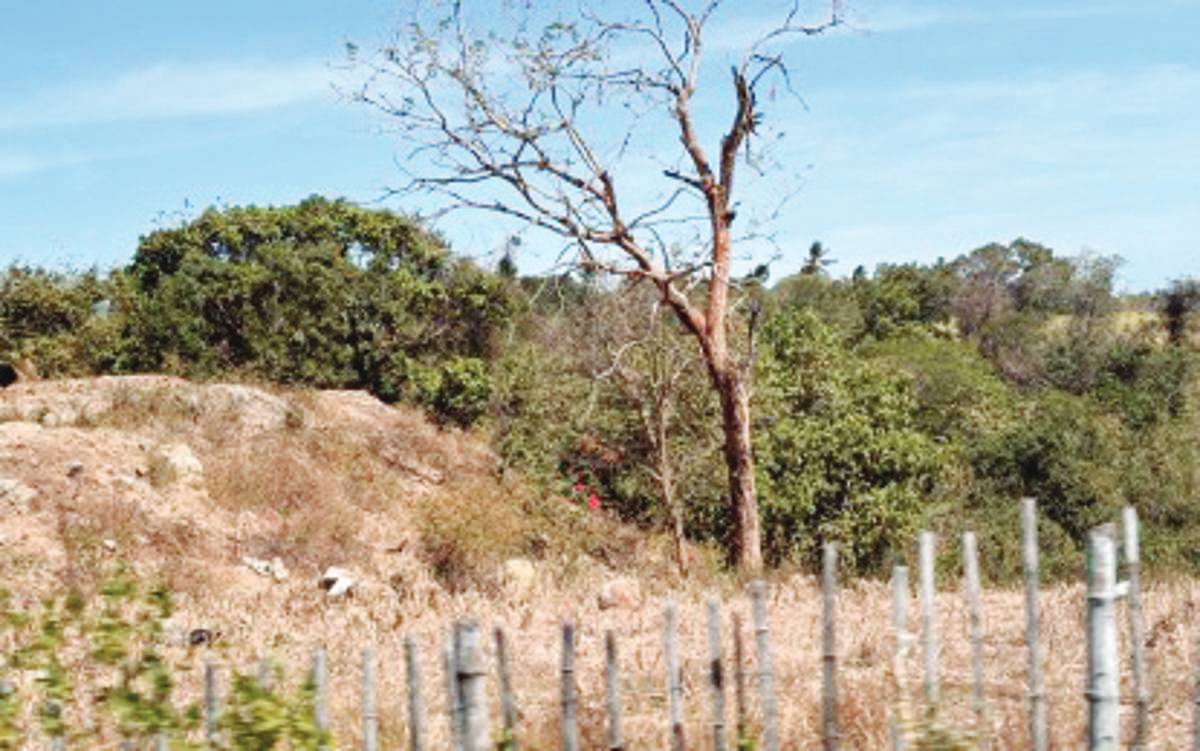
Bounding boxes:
[716,367,762,571]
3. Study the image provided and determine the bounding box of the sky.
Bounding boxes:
[0,0,1196,291]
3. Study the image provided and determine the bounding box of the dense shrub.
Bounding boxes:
[754,308,941,573]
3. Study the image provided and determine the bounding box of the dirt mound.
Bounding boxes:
[0,375,501,620]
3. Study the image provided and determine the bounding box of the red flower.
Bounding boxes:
[573,481,586,493]
[586,493,600,511]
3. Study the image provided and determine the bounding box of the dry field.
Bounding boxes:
[2,377,1199,749]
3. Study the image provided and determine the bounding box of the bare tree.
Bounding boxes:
[350,0,840,570]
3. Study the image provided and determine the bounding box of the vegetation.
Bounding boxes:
[2,194,1198,581]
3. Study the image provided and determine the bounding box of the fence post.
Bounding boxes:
[706,600,727,751]
[1022,498,1048,751]
[822,542,840,751]
[1087,529,1119,750]
[604,630,624,751]
[664,601,687,751]
[918,531,939,711]
[962,532,988,749]
[890,565,911,751]
[456,621,490,751]
[1123,506,1148,749]
[444,634,463,751]
[204,659,219,745]
[732,612,749,751]
[750,580,779,751]
[362,647,379,751]
[313,647,330,751]
[562,622,579,751]
[1193,620,1200,751]
[404,638,425,751]
[495,627,518,751]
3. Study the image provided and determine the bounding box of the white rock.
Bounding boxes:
[150,443,205,489]
[0,478,36,512]
[102,538,117,552]
[598,576,642,610]
[320,566,355,599]
[242,556,289,581]
[501,557,536,590]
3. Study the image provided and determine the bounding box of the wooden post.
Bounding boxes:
[1021,498,1048,751]
[562,622,579,751]
[257,658,273,691]
[664,601,687,751]
[822,542,840,751]
[732,612,748,751]
[404,638,425,751]
[1123,507,1148,750]
[495,627,518,751]
[918,531,939,710]
[604,630,624,751]
[1193,621,1200,751]
[750,580,779,751]
[362,647,379,751]
[706,600,727,751]
[963,532,988,749]
[456,621,490,751]
[1086,529,1119,750]
[890,565,910,751]
[444,634,463,751]
[313,647,330,751]
[204,659,219,744]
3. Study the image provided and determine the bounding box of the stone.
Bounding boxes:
[598,576,641,610]
[320,566,355,599]
[102,538,117,552]
[241,556,289,581]
[501,557,536,590]
[65,460,84,479]
[0,478,36,512]
[150,443,205,489]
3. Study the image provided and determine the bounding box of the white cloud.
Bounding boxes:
[845,1,1151,33]
[0,152,89,179]
[0,59,334,130]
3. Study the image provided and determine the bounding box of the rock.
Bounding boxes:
[150,443,205,489]
[501,557,536,590]
[320,566,355,599]
[0,478,36,512]
[241,556,289,581]
[65,460,84,479]
[598,576,641,610]
[102,538,117,552]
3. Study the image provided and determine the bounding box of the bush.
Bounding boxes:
[754,308,941,573]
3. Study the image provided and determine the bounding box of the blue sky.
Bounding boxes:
[1,1,1196,291]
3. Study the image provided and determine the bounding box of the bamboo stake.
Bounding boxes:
[750,580,779,751]
[706,600,727,751]
[963,532,989,749]
[604,630,624,751]
[444,634,463,751]
[204,659,219,744]
[404,638,425,751]
[890,565,911,751]
[362,647,379,751]
[1123,506,1149,749]
[1021,498,1048,751]
[1086,530,1119,750]
[457,622,490,751]
[822,542,840,751]
[918,531,939,710]
[495,627,518,751]
[313,647,330,751]
[1193,620,1200,751]
[664,601,687,751]
[561,622,579,751]
[732,612,748,751]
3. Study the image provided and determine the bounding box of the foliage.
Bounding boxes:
[0,570,331,749]
[754,308,941,573]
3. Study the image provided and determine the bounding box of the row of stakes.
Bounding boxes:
[102,499,1186,750]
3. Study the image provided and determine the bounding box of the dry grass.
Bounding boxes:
[138,571,1200,751]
